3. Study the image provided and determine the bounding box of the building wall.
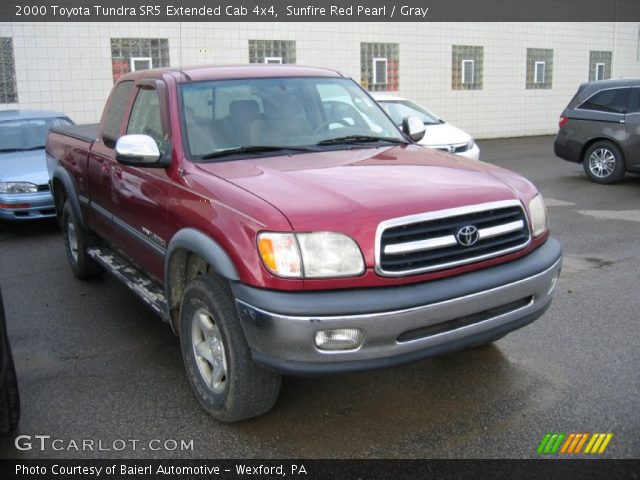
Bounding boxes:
[1,22,639,138]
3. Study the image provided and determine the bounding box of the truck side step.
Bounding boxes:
[87,247,170,322]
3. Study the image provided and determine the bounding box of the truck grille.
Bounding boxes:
[376,200,530,276]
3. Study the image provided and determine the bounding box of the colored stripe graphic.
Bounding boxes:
[560,433,589,454]
[539,433,613,455]
[585,433,613,454]
[537,433,565,454]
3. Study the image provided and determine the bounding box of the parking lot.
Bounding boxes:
[0,135,638,459]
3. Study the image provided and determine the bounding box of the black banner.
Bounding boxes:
[2,459,640,479]
[2,0,640,22]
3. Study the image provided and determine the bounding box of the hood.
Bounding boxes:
[419,122,472,147]
[0,149,49,185]
[196,145,523,237]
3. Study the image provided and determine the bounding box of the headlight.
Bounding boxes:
[297,232,365,278]
[467,138,475,150]
[528,194,548,237]
[258,232,364,279]
[0,182,38,194]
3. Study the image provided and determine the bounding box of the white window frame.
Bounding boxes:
[595,62,606,81]
[534,61,546,84]
[264,56,282,64]
[461,59,475,85]
[372,57,388,85]
[131,57,152,71]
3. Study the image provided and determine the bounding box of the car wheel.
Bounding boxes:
[62,201,102,279]
[179,274,281,422]
[0,343,20,433]
[583,141,625,184]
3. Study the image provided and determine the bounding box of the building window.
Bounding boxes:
[373,58,388,85]
[0,37,17,104]
[131,57,152,72]
[110,38,170,82]
[589,51,612,82]
[534,61,546,84]
[462,60,475,85]
[361,43,399,91]
[249,40,296,64]
[452,45,483,90]
[526,48,553,89]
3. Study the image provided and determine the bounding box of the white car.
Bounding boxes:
[372,93,480,160]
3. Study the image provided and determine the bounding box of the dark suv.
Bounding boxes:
[554,78,640,184]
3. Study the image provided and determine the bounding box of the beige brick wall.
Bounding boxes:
[1,22,639,138]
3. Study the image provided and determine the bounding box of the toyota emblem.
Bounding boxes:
[456,225,479,246]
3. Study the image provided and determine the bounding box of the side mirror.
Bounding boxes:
[402,116,426,142]
[115,134,166,167]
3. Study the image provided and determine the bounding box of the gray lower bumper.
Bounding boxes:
[233,238,562,375]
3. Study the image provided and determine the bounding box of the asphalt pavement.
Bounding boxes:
[0,135,638,459]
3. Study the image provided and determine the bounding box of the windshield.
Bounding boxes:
[0,117,72,152]
[179,77,406,160]
[378,100,441,126]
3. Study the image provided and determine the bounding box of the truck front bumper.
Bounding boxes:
[233,238,562,375]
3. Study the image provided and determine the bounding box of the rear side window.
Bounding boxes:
[101,80,133,146]
[578,87,630,114]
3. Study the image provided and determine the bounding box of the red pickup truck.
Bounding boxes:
[46,65,562,422]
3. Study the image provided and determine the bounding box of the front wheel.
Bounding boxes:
[179,274,281,422]
[583,141,625,184]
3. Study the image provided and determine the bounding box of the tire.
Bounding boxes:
[582,141,625,184]
[179,274,281,422]
[62,201,102,279]
[0,343,20,433]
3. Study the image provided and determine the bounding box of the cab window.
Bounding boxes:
[127,87,168,154]
[101,81,133,147]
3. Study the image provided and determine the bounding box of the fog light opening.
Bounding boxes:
[315,328,364,351]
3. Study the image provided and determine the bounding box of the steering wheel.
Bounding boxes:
[313,119,351,134]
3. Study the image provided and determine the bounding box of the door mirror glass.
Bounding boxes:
[402,116,426,142]
[115,134,162,166]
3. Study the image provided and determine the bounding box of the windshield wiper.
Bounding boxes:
[201,145,317,160]
[316,135,408,146]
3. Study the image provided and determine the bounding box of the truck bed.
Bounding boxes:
[49,123,99,143]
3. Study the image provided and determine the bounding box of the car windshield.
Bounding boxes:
[179,77,406,160]
[378,100,441,126]
[0,117,72,152]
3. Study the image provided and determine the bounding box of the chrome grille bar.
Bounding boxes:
[375,200,531,277]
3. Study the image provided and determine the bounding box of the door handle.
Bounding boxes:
[619,119,625,124]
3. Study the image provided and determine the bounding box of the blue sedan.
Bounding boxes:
[0,111,73,222]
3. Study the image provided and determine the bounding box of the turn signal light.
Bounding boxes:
[0,203,30,209]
